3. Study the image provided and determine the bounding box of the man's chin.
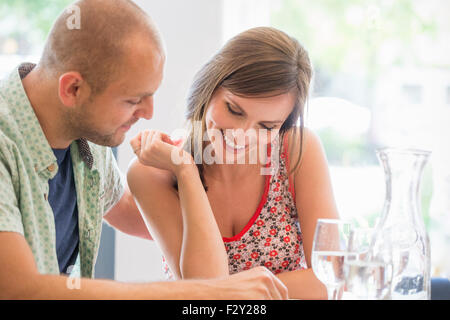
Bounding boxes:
[85,132,126,148]
[106,134,126,148]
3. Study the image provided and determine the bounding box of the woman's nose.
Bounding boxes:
[230,123,259,143]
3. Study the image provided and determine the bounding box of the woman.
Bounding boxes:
[127,27,339,299]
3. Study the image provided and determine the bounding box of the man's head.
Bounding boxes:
[39,0,165,147]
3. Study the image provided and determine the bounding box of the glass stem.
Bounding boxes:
[327,284,343,300]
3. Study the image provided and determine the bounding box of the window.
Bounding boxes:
[447,86,450,105]
[402,84,423,104]
[265,0,449,276]
[0,1,74,77]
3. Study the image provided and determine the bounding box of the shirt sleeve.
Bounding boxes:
[102,147,125,216]
[0,152,24,235]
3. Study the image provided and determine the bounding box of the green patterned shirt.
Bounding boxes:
[0,63,124,278]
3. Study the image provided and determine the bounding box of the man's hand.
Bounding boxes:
[212,266,289,300]
[0,231,288,299]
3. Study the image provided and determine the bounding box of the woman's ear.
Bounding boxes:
[58,71,85,107]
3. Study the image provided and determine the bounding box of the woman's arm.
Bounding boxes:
[276,268,326,300]
[275,127,340,299]
[175,163,229,278]
[127,130,229,279]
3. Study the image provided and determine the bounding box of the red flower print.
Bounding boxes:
[281,153,286,159]
[214,163,308,276]
[162,148,309,279]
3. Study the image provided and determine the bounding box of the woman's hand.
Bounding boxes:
[129,130,193,175]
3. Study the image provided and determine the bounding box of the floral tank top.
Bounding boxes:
[162,134,308,279]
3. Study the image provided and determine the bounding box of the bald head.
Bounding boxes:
[40,0,164,95]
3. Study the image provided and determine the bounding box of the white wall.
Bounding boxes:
[114,0,225,282]
[114,0,273,282]
[222,0,271,42]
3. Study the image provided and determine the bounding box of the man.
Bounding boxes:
[0,0,288,299]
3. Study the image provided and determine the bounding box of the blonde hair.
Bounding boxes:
[184,27,312,190]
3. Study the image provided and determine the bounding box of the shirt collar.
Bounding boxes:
[6,62,94,171]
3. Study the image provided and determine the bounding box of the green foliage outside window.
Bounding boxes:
[271,0,441,229]
[0,0,73,55]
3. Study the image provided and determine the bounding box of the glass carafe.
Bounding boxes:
[374,147,431,300]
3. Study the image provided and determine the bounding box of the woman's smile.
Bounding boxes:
[220,128,248,153]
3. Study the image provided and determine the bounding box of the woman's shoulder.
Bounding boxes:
[285,126,324,172]
[127,157,176,194]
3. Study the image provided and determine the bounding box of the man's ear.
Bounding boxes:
[58,72,87,107]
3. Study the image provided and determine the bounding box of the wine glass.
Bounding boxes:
[343,227,393,300]
[312,219,352,300]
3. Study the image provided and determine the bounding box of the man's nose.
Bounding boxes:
[135,96,154,120]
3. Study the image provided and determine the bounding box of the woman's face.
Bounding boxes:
[204,87,296,164]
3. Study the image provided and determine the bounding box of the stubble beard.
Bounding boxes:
[66,103,124,148]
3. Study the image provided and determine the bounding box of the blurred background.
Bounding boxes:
[1,0,449,281]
